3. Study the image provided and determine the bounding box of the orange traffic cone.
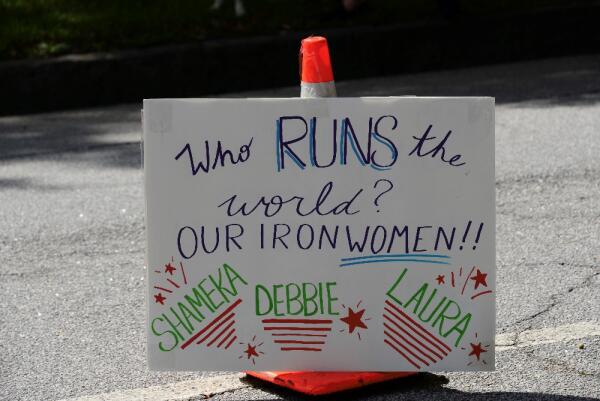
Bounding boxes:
[299,36,337,98]
[245,36,417,395]
[245,370,416,395]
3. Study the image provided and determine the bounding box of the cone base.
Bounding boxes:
[245,371,416,395]
[300,81,337,98]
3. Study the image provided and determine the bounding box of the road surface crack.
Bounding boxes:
[511,268,600,337]
[525,348,600,378]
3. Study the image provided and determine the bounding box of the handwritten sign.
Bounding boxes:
[143,97,495,371]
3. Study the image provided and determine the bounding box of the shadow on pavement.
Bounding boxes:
[0,104,140,163]
[0,177,71,191]
[241,373,598,400]
[1,55,599,169]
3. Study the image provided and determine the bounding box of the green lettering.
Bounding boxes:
[318,282,324,313]
[223,263,248,294]
[404,283,428,314]
[198,279,218,311]
[178,302,203,329]
[208,268,231,304]
[255,284,273,316]
[183,288,208,320]
[326,282,339,315]
[163,308,190,336]
[286,283,303,315]
[151,317,179,352]
[444,313,472,346]
[419,294,447,323]
[302,283,318,316]
[432,300,460,335]
[385,268,408,306]
[273,284,284,316]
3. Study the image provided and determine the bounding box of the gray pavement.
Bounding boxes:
[1,54,599,401]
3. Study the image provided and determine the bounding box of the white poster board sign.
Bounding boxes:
[143,97,495,371]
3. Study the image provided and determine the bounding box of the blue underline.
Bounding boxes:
[339,258,451,267]
[340,253,450,262]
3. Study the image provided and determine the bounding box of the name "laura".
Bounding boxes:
[386,268,471,347]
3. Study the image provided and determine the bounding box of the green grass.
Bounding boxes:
[0,0,586,61]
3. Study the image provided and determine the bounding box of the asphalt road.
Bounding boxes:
[1,54,599,401]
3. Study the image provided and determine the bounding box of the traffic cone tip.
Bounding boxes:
[300,36,334,84]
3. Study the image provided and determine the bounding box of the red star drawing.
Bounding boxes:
[436,274,445,285]
[238,336,265,365]
[470,268,488,290]
[154,293,166,305]
[340,307,368,333]
[244,344,259,359]
[164,263,176,275]
[468,342,487,360]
